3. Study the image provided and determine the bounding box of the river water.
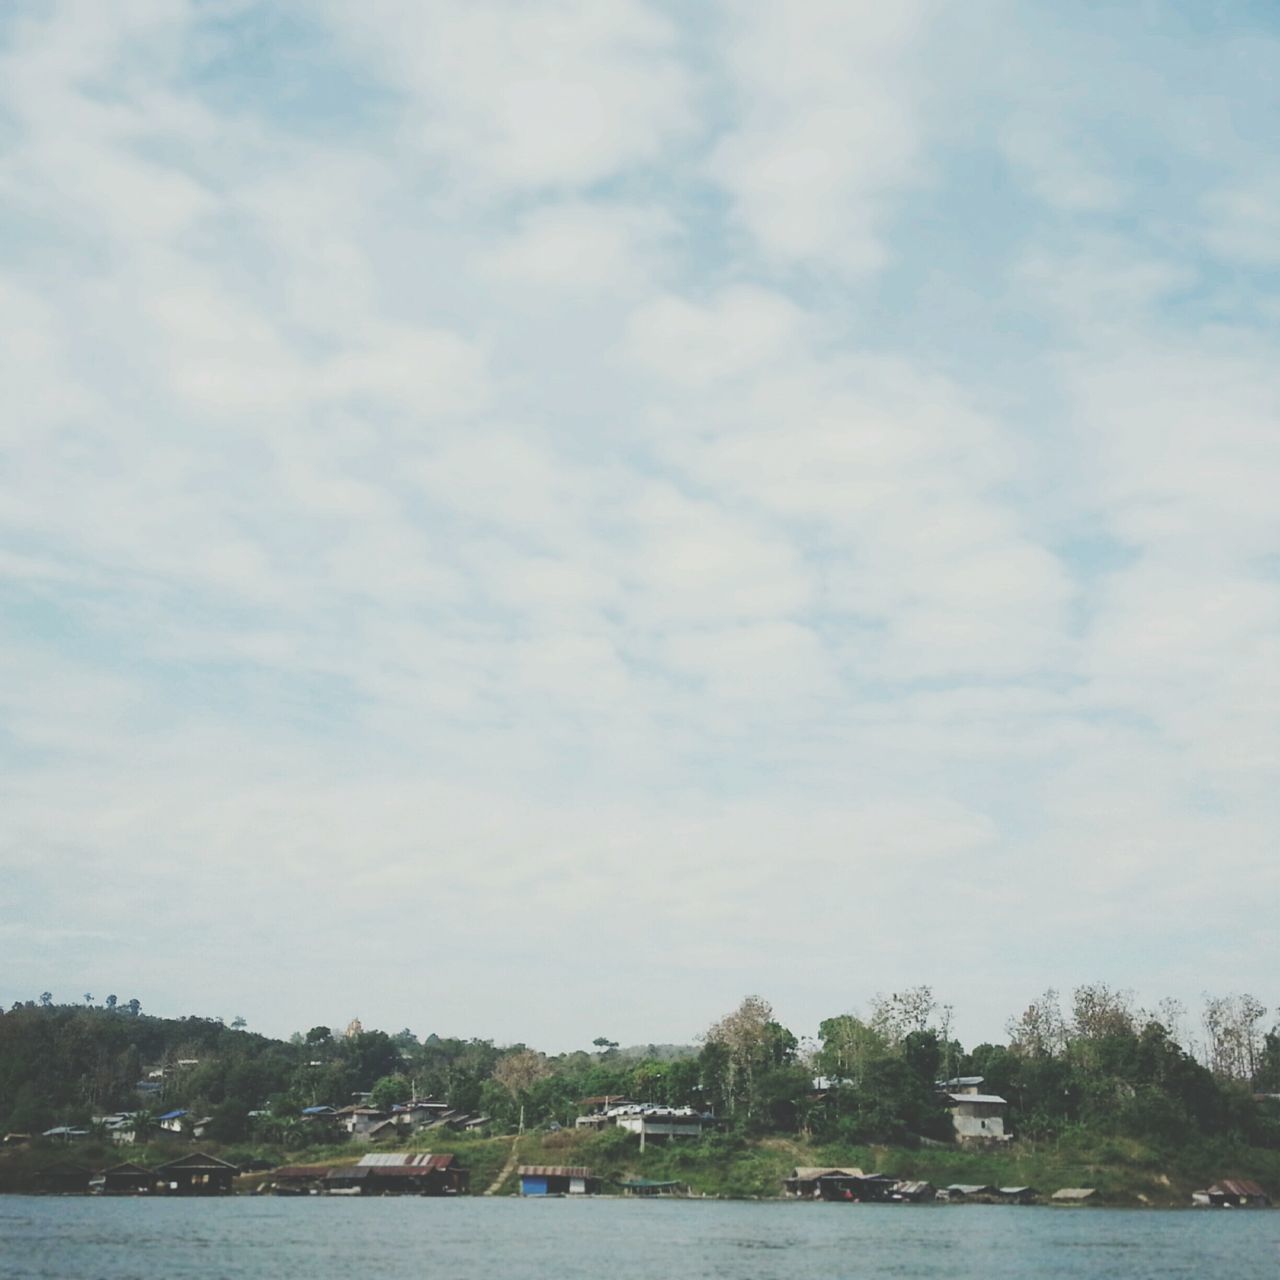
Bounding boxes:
[2,1197,1278,1280]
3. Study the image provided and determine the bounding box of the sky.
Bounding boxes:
[1,0,1278,1054]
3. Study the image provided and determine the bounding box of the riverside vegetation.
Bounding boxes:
[3,986,1278,1201]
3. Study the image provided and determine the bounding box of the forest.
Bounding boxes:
[2,985,1278,1155]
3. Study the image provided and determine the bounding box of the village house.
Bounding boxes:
[935,1077,1011,1143]
[156,1109,188,1134]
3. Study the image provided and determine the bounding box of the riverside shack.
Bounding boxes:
[155,1152,238,1195]
[518,1165,599,1196]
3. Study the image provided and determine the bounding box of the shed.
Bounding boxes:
[327,1152,469,1195]
[996,1186,1039,1204]
[103,1162,155,1195]
[518,1165,599,1196]
[155,1151,238,1195]
[271,1165,333,1195]
[1201,1179,1269,1208]
[619,1179,685,1197]
[1051,1187,1098,1204]
[892,1180,936,1202]
[943,1184,998,1202]
[784,1166,865,1197]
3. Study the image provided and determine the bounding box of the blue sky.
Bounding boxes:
[1,0,1278,1052]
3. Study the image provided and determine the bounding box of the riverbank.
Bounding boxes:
[5,1126,1279,1204]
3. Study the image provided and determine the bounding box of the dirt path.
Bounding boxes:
[484,1136,520,1196]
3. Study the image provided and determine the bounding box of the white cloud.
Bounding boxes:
[319,0,697,195]
[708,0,928,273]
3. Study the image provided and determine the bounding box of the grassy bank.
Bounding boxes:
[4,1127,1279,1205]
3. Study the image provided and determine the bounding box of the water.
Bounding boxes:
[1,1198,1278,1280]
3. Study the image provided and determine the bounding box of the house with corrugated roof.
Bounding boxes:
[518,1165,599,1196]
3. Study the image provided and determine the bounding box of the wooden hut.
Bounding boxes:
[103,1162,155,1194]
[518,1165,599,1196]
[155,1151,238,1195]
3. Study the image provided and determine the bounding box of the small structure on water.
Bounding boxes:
[783,1167,897,1202]
[1050,1187,1098,1205]
[1192,1179,1269,1208]
[102,1162,155,1194]
[155,1151,238,1195]
[518,1165,600,1196]
[891,1180,936,1202]
[995,1186,1039,1204]
[940,1184,998,1203]
[271,1165,333,1195]
[619,1179,686,1197]
[326,1153,469,1196]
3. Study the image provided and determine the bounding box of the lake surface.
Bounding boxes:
[2,1197,1278,1280]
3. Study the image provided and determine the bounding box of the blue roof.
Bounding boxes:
[302,1105,334,1115]
[157,1109,187,1121]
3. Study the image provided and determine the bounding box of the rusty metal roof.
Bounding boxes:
[1210,1179,1267,1198]
[356,1153,458,1169]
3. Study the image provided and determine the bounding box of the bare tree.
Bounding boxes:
[1007,989,1066,1058]
[704,995,776,1118]
[869,986,938,1046]
[493,1049,551,1133]
[1203,993,1268,1081]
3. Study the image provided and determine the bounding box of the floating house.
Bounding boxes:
[783,1167,897,1201]
[619,1178,686,1197]
[940,1184,998,1203]
[995,1186,1039,1204]
[102,1162,155,1194]
[271,1165,333,1195]
[1192,1179,1269,1208]
[892,1180,936,1202]
[518,1165,600,1196]
[325,1153,469,1196]
[154,1151,238,1195]
[1051,1187,1098,1204]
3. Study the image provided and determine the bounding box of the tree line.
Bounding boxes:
[2,985,1278,1151]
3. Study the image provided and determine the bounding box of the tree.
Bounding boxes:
[230,1016,248,1031]
[369,1073,413,1111]
[1007,989,1066,1058]
[492,1049,551,1132]
[703,995,798,1125]
[1203,993,1268,1082]
[869,987,938,1046]
[40,993,53,1008]
[105,995,118,1012]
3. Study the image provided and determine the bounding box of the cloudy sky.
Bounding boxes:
[2,1,1277,1052]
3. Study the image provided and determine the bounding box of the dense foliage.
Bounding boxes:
[2,985,1277,1153]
